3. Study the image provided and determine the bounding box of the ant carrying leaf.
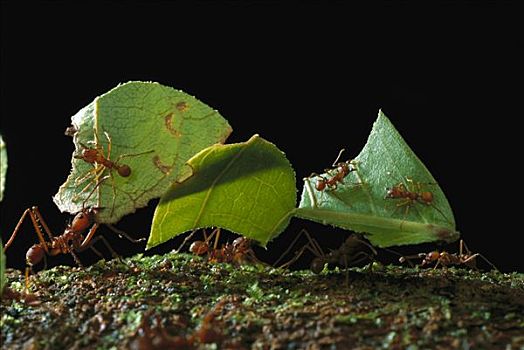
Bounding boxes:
[4,201,145,290]
[275,229,377,285]
[399,239,497,270]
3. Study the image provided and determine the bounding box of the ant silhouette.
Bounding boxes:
[399,239,497,270]
[275,229,377,285]
[72,130,153,217]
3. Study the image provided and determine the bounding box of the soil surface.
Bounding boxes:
[1,253,523,349]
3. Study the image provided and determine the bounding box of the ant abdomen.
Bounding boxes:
[117,164,131,177]
[26,245,45,266]
[310,258,325,274]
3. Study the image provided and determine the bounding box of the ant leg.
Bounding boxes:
[398,254,424,266]
[114,149,155,163]
[273,229,323,267]
[462,253,498,271]
[5,207,52,255]
[103,131,112,161]
[69,250,84,267]
[303,176,321,208]
[81,174,110,209]
[4,208,34,250]
[106,224,146,243]
[278,242,322,270]
[212,228,221,250]
[108,170,117,217]
[88,235,122,261]
[175,229,199,253]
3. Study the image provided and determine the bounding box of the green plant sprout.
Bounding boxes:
[54,81,232,224]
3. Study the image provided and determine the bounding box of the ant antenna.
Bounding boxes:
[332,148,346,167]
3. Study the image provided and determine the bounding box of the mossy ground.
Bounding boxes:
[1,253,523,349]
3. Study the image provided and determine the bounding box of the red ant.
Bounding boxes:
[188,228,260,265]
[385,176,450,223]
[310,149,357,191]
[399,239,497,270]
[3,201,145,289]
[3,206,119,289]
[72,130,153,216]
[275,230,377,285]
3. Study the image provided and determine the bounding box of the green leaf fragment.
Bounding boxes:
[54,81,232,224]
[296,110,459,247]
[148,135,297,249]
[0,135,6,202]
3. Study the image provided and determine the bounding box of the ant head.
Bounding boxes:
[310,257,325,274]
[315,177,327,191]
[26,245,45,266]
[233,237,250,250]
[189,241,208,255]
[70,208,97,230]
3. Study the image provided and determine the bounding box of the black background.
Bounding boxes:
[1,1,522,272]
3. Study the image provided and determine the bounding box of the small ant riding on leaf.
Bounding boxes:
[71,129,153,217]
[384,174,451,224]
[310,149,358,191]
[304,149,360,208]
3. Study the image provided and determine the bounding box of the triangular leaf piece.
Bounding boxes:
[296,110,458,247]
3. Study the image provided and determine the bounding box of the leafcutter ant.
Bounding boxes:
[4,200,145,289]
[188,228,260,265]
[385,175,450,223]
[310,149,357,191]
[399,239,497,270]
[3,206,118,289]
[274,230,377,285]
[73,130,153,216]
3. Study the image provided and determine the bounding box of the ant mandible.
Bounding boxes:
[385,176,450,223]
[399,239,497,270]
[3,206,119,289]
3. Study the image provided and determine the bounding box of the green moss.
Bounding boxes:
[1,253,523,349]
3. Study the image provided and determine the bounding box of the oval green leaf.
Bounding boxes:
[148,135,297,249]
[54,82,232,223]
[0,135,6,202]
[296,110,459,247]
